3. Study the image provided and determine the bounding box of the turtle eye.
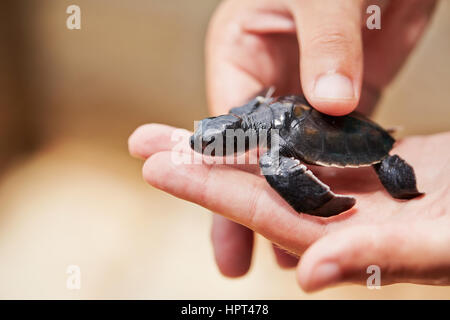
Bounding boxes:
[293,103,310,117]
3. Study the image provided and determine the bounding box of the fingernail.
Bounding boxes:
[308,262,341,290]
[314,73,354,100]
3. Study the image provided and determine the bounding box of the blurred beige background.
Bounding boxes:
[0,0,449,299]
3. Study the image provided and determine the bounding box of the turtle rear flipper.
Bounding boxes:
[373,155,424,199]
[259,147,355,217]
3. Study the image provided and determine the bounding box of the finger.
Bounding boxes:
[128,123,191,159]
[131,123,306,271]
[272,244,299,268]
[130,124,260,277]
[211,215,254,277]
[288,0,364,115]
[129,123,262,174]
[143,151,326,254]
[206,0,301,114]
[297,223,450,292]
[206,1,264,115]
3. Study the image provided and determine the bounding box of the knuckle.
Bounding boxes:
[246,179,266,229]
[207,0,242,42]
[307,29,355,54]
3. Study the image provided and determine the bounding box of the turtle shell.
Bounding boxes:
[284,103,395,168]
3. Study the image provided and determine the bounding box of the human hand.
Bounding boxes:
[205,0,437,277]
[129,124,450,291]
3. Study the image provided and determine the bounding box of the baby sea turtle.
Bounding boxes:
[190,90,423,217]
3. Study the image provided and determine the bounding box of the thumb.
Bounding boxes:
[289,0,363,116]
[297,224,450,292]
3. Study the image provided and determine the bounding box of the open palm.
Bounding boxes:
[129,123,450,291]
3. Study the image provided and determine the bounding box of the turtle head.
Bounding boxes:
[190,114,242,154]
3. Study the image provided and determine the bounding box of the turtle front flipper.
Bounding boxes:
[259,147,356,217]
[373,155,424,199]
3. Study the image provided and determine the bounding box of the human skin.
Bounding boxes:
[129,125,450,292]
[204,0,438,279]
[130,0,446,292]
